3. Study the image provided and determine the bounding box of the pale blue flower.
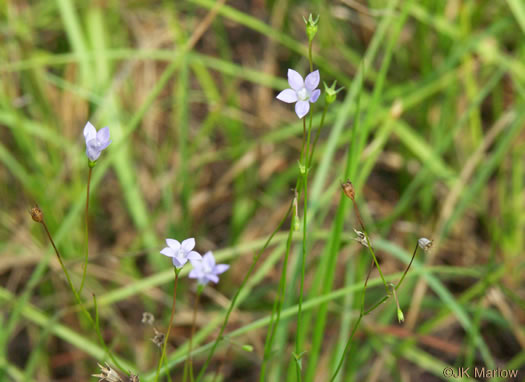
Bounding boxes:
[160,237,202,269]
[189,251,229,285]
[276,69,321,119]
[83,121,111,162]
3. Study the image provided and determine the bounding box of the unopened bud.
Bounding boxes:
[341,180,355,200]
[30,206,44,223]
[397,306,405,323]
[303,14,319,42]
[241,344,254,352]
[323,81,344,105]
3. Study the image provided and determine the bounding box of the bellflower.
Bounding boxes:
[189,251,229,285]
[276,69,321,119]
[160,237,201,269]
[83,121,111,163]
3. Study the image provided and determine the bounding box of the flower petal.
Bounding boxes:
[166,239,181,251]
[198,277,209,285]
[304,70,320,91]
[83,121,97,142]
[86,140,101,161]
[189,257,202,268]
[310,89,321,103]
[206,274,220,284]
[172,257,186,268]
[187,251,202,261]
[276,89,298,103]
[97,127,111,145]
[181,238,195,252]
[214,264,230,274]
[203,251,215,268]
[189,269,202,279]
[287,69,304,91]
[160,247,175,257]
[295,100,310,119]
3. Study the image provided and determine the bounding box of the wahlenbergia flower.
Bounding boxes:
[160,238,201,269]
[276,69,321,119]
[83,121,111,162]
[189,251,229,285]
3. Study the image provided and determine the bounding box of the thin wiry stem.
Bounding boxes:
[38,216,123,370]
[79,166,92,294]
[195,202,293,382]
[260,198,296,381]
[185,288,202,382]
[307,105,328,169]
[155,268,180,382]
[351,199,389,294]
[396,242,419,291]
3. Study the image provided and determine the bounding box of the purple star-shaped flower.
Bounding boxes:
[160,237,202,269]
[83,121,111,162]
[276,69,321,119]
[189,251,229,285]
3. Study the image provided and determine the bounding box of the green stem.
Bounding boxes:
[155,268,180,382]
[185,287,202,382]
[260,203,296,381]
[351,200,389,294]
[41,219,123,371]
[79,166,92,295]
[295,114,313,380]
[308,41,313,72]
[195,202,293,382]
[307,105,327,169]
[395,242,419,291]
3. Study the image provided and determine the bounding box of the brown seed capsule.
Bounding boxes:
[92,362,124,382]
[30,206,44,223]
[341,180,355,200]
[128,375,140,382]
[141,312,155,326]
[151,327,165,348]
[418,238,433,251]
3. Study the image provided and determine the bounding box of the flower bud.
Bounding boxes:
[341,180,355,200]
[323,81,344,105]
[242,344,254,352]
[397,306,405,323]
[303,14,319,42]
[30,206,43,223]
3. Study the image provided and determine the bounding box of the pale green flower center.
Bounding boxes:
[297,87,310,101]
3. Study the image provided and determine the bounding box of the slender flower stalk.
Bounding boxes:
[30,206,123,370]
[184,286,203,382]
[154,268,181,382]
[79,166,92,294]
[307,104,327,168]
[80,121,111,294]
[260,193,297,381]
[330,234,427,381]
[195,203,293,382]
[341,181,390,294]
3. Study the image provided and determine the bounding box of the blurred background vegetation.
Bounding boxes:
[1,0,524,381]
